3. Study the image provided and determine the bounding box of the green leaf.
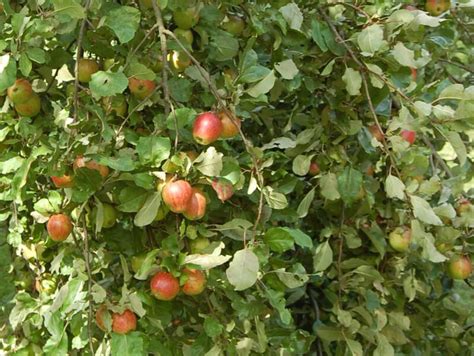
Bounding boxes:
[226,249,259,291]
[391,42,416,67]
[411,220,447,263]
[292,155,311,176]
[342,68,362,96]
[275,59,299,80]
[385,175,406,200]
[111,332,145,356]
[361,223,387,258]
[357,24,385,56]
[279,3,303,31]
[134,192,161,227]
[195,147,223,176]
[239,65,271,83]
[136,137,171,167]
[71,168,103,203]
[346,339,363,356]
[105,6,141,44]
[247,70,276,98]
[311,20,328,52]
[89,71,128,99]
[0,54,17,91]
[134,249,160,280]
[204,317,223,338]
[19,53,32,77]
[410,195,443,226]
[118,186,148,212]
[374,334,395,356]
[444,131,467,165]
[26,48,46,64]
[52,0,85,19]
[320,173,341,200]
[126,62,156,80]
[313,241,333,272]
[262,186,288,210]
[264,227,295,253]
[337,167,363,205]
[314,325,344,341]
[297,188,315,218]
[168,77,193,102]
[210,32,239,61]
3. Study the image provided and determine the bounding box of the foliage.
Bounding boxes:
[0,0,473,355]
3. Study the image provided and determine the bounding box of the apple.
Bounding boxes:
[102,95,127,117]
[47,214,73,241]
[112,309,137,334]
[185,150,199,161]
[77,58,99,83]
[131,253,148,274]
[93,203,117,229]
[211,178,234,202]
[410,67,417,81]
[183,188,207,220]
[182,268,206,296]
[138,0,152,9]
[15,93,41,117]
[388,227,412,252]
[401,129,416,145]
[128,77,156,100]
[448,255,472,280]
[221,15,245,36]
[169,51,191,72]
[368,124,384,142]
[193,112,223,145]
[218,111,241,138]
[73,156,110,178]
[308,161,320,176]
[190,237,210,253]
[425,0,451,16]
[456,199,471,215]
[51,174,74,188]
[150,271,180,301]
[174,28,194,45]
[95,305,110,331]
[7,79,33,104]
[162,180,193,213]
[173,7,200,30]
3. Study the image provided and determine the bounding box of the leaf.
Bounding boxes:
[110,332,144,356]
[357,24,385,56]
[264,228,295,253]
[134,192,161,227]
[346,339,363,356]
[342,68,362,96]
[391,42,416,67]
[247,70,276,98]
[411,220,447,263]
[292,155,311,176]
[279,3,303,31]
[337,167,363,205]
[361,224,387,258]
[275,59,299,80]
[311,20,328,52]
[184,243,232,270]
[118,187,148,213]
[52,0,85,19]
[410,196,443,226]
[0,54,16,91]
[105,6,141,44]
[226,249,259,291]
[210,31,239,61]
[385,175,406,200]
[262,186,288,210]
[134,249,160,280]
[136,137,171,167]
[195,147,223,176]
[89,71,128,99]
[374,334,395,356]
[239,65,271,83]
[126,61,156,80]
[320,173,341,200]
[444,131,467,165]
[313,241,333,272]
[297,188,315,218]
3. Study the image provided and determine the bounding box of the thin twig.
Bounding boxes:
[151,1,171,119]
[162,28,266,237]
[439,59,474,73]
[73,0,92,121]
[124,23,159,70]
[337,207,345,301]
[421,136,454,178]
[309,289,324,356]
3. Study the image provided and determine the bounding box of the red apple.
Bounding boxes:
[73,156,110,178]
[211,178,234,202]
[47,214,73,241]
[308,161,320,176]
[7,79,33,104]
[182,268,206,296]
[51,174,74,188]
[388,227,412,252]
[150,271,180,301]
[95,305,109,331]
[456,199,471,215]
[183,188,207,220]
[410,67,417,81]
[218,111,241,138]
[162,180,193,213]
[193,112,223,145]
[15,93,41,117]
[190,237,210,253]
[128,77,156,100]
[425,0,451,16]
[401,129,416,145]
[368,124,384,142]
[112,309,137,334]
[448,255,472,280]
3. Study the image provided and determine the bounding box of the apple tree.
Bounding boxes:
[0,0,473,355]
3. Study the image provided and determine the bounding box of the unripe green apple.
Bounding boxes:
[77,58,100,83]
[169,51,191,72]
[222,15,245,36]
[174,28,194,45]
[15,93,41,117]
[389,227,412,252]
[189,237,210,253]
[8,79,33,104]
[92,203,117,229]
[173,7,200,30]
[448,255,472,280]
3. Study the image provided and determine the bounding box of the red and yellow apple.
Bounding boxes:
[193,112,223,145]
[162,180,193,213]
[150,271,180,301]
[47,214,73,241]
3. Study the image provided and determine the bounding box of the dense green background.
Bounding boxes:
[0,0,473,355]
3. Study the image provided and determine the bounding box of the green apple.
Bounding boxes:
[173,7,200,30]
[388,227,412,252]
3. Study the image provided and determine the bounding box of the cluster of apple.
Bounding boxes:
[192,111,241,145]
[94,269,206,335]
[369,124,416,145]
[7,79,41,117]
[161,180,206,220]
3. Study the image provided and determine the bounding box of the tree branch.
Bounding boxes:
[421,135,454,178]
